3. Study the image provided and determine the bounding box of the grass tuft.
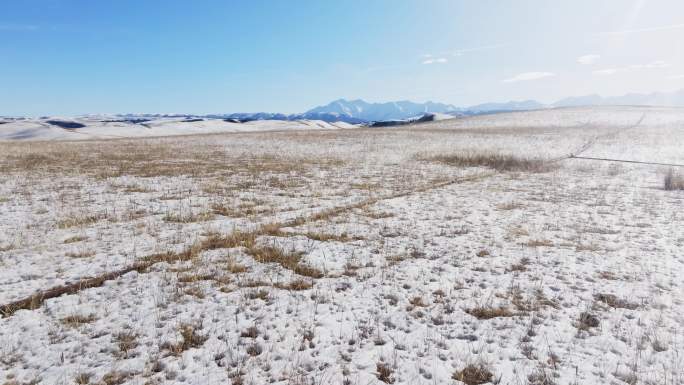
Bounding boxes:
[376,362,395,384]
[465,306,514,320]
[452,363,494,385]
[246,245,323,278]
[161,323,208,356]
[664,169,684,190]
[60,313,98,328]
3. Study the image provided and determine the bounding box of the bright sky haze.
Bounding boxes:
[2,0,684,115]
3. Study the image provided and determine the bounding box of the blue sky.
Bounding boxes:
[2,0,684,115]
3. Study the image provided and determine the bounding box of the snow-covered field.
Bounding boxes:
[1,106,683,385]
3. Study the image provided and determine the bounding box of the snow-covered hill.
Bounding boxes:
[0,116,356,141]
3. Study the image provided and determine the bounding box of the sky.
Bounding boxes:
[1,0,684,116]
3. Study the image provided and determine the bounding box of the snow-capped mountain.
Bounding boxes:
[304,99,463,122]
[466,100,545,114]
[220,100,462,124]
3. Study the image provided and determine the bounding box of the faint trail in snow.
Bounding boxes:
[548,113,647,163]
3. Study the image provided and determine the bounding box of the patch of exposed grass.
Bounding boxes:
[0,140,344,180]
[162,211,213,223]
[237,280,270,288]
[425,152,552,172]
[211,203,271,218]
[60,313,97,328]
[63,235,88,244]
[301,231,365,242]
[161,323,208,356]
[74,372,93,385]
[274,279,314,291]
[376,362,395,384]
[246,246,323,278]
[177,272,216,283]
[496,201,525,210]
[408,296,428,307]
[246,289,270,301]
[246,343,263,356]
[200,231,256,251]
[361,209,395,219]
[57,215,99,229]
[525,239,554,247]
[226,258,248,273]
[259,222,285,236]
[452,363,494,385]
[577,312,600,330]
[114,331,139,358]
[0,243,16,252]
[664,169,684,191]
[595,293,639,310]
[101,370,134,385]
[240,326,259,338]
[465,306,514,320]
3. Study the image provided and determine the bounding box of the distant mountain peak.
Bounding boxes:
[305,99,460,122]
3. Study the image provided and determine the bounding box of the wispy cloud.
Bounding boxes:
[422,57,448,65]
[421,43,506,63]
[577,54,600,65]
[503,72,555,83]
[602,23,684,36]
[633,60,669,69]
[0,23,38,32]
[593,60,669,75]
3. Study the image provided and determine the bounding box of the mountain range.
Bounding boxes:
[7,90,682,124]
[221,89,684,124]
[553,89,684,108]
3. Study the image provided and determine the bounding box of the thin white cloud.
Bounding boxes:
[632,60,669,69]
[422,58,448,65]
[503,72,555,83]
[0,23,38,31]
[577,54,600,65]
[593,60,669,75]
[602,23,684,36]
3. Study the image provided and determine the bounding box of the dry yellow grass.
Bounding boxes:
[465,306,514,320]
[452,363,494,385]
[301,231,365,242]
[424,151,553,172]
[0,139,343,179]
[246,246,323,278]
[60,313,97,328]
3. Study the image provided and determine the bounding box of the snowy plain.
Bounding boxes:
[0,106,683,385]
